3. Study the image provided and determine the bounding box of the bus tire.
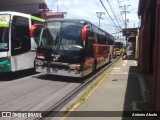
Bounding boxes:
[109,55,111,62]
[33,60,37,73]
[92,61,97,73]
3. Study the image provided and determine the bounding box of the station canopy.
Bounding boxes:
[122,28,138,37]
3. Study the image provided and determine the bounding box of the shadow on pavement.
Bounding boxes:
[33,74,85,83]
[123,66,142,110]
[0,69,37,81]
[122,66,155,120]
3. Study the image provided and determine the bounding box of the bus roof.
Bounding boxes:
[0,11,30,17]
[46,18,90,24]
[0,11,44,22]
[31,16,45,22]
[45,18,114,38]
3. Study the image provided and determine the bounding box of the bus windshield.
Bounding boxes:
[40,21,83,56]
[40,22,61,48]
[114,42,123,49]
[0,14,10,51]
[0,27,9,51]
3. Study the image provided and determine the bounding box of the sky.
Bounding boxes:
[45,0,139,40]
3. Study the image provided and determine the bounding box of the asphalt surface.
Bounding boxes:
[0,73,83,112]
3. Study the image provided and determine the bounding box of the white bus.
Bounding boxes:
[0,11,44,72]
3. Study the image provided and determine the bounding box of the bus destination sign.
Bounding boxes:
[0,15,10,27]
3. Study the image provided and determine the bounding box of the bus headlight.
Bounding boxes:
[36,53,45,59]
[35,60,43,66]
[69,64,81,70]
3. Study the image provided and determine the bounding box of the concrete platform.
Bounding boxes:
[64,59,153,120]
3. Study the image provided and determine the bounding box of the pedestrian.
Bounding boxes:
[122,47,127,60]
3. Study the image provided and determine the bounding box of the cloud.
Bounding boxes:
[45,0,139,33]
[58,0,70,6]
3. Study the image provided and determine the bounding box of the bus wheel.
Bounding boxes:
[92,61,97,73]
[109,55,111,62]
[33,60,37,73]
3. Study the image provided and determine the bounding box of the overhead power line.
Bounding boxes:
[117,0,126,26]
[60,4,80,19]
[106,0,123,29]
[99,0,121,31]
[49,0,57,10]
[93,0,103,12]
[120,5,130,28]
[109,0,125,27]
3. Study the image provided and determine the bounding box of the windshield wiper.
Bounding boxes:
[56,36,62,52]
[52,33,59,53]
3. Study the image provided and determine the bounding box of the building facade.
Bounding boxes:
[0,0,46,17]
[138,0,160,110]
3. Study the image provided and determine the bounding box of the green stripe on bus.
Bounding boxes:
[0,59,11,72]
[0,20,9,27]
[31,16,45,22]
[0,24,9,27]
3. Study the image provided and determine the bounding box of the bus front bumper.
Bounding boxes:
[35,66,83,77]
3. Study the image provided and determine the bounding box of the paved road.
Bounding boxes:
[0,60,115,120]
[0,72,83,112]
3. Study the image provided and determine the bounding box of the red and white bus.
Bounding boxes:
[34,19,114,77]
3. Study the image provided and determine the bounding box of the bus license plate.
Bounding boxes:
[47,68,51,73]
[52,69,58,73]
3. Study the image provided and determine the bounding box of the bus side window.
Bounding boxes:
[85,24,95,58]
[11,25,20,47]
[11,16,31,56]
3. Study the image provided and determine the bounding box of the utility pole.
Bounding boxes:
[57,1,59,12]
[120,5,130,28]
[120,5,130,46]
[96,12,105,28]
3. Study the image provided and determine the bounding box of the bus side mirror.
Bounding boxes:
[82,25,89,41]
[30,24,43,38]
